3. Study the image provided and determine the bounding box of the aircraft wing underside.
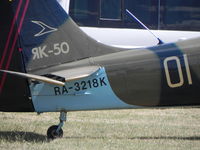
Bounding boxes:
[51,66,101,82]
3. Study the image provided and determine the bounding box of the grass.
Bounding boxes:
[0,107,199,150]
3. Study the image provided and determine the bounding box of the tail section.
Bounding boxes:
[16,0,120,72]
[0,0,121,111]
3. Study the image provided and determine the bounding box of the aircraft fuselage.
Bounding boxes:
[31,38,200,112]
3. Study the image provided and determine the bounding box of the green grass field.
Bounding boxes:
[0,107,199,150]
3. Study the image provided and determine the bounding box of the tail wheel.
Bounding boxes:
[47,125,63,140]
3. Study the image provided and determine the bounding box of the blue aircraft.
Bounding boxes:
[0,0,200,139]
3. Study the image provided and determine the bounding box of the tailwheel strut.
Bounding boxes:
[47,111,67,140]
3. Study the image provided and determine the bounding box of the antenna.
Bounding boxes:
[126,9,164,45]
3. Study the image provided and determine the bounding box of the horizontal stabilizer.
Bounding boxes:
[0,70,65,86]
[51,66,101,82]
[0,66,100,86]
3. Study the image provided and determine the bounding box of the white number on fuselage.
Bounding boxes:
[32,42,70,60]
[163,54,192,88]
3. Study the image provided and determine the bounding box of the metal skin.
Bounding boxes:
[0,0,200,113]
[33,38,200,112]
[95,39,200,107]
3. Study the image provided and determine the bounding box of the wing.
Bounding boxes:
[0,66,100,86]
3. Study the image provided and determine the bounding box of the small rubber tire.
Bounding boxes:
[47,125,63,140]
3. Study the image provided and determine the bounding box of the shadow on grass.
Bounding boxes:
[65,136,200,141]
[130,136,200,141]
[0,131,47,142]
[1,131,199,142]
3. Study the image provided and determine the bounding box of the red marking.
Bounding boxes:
[0,0,30,93]
[18,48,23,52]
[6,0,30,69]
[0,0,22,68]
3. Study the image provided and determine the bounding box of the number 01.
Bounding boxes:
[164,54,192,88]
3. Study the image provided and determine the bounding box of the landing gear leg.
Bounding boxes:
[47,111,67,140]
